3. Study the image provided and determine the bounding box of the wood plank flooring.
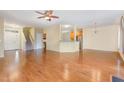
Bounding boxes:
[0,49,124,82]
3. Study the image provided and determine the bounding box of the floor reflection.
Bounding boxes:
[0,49,124,82]
[116,59,121,77]
[7,50,20,81]
[63,64,69,80]
[92,69,101,82]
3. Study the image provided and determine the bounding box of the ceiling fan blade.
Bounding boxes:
[45,10,53,15]
[37,16,45,19]
[35,11,44,15]
[51,16,59,18]
[35,10,59,21]
[48,10,53,14]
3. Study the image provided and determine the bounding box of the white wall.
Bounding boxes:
[83,25,119,51]
[60,42,79,52]
[4,30,20,50]
[34,28,44,49]
[118,21,124,61]
[4,23,23,50]
[45,25,60,52]
[0,17,4,57]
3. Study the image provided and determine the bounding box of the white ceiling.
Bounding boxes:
[0,10,124,28]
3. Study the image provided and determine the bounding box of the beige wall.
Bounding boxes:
[45,25,60,52]
[0,17,4,57]
[83,25,119,51]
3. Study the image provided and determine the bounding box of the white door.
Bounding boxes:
[4,30,20,50]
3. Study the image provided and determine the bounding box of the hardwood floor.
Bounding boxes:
[0,49,124,82]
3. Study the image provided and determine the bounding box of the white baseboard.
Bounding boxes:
[34,47,44,50]
[83,48,118,52]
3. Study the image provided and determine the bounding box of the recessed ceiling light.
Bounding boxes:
[64,25,71,28]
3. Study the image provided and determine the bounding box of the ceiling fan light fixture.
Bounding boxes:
[45,16,50,20]
[45,17,52,21]
[36,10,59,21]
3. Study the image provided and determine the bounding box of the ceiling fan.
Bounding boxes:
[35,10,59,21]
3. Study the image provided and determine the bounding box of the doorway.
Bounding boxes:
[4,30,20,50]
[42,32,46,50]
[76,28,83,51]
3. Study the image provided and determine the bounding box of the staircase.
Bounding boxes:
[23,29,34,50]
